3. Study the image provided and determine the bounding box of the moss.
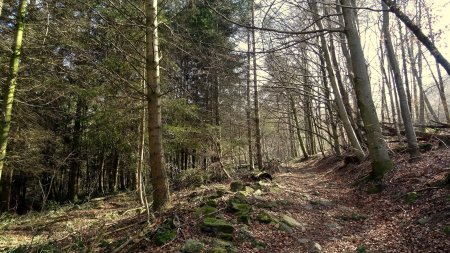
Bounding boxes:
[443,226,450,235]
[256,211,272,224]
[370,159,394,181]
[230,181,245,192]
[153,228,177,246]
[406,192,418,203]
[201,217,234,240]
[181,239,204,253]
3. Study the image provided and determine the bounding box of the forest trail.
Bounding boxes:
[1,151,450,252]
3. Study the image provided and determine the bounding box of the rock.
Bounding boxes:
[201,217,234,241]
[181,239,204,253]
[256,211,272,224]
[310,198,332,207]
[406,192,418,203]
[153,219,178,246]
[311,190,320,196]
[281,215,304,227]
[309,242,322,253]
[417,216,431,225]
[253,189,263,196]
[238,186,255,196]
[300,193,312,201]
[304,204,314,210]
[196,204,217,217]
[230,181,245,192]
[278,222,294,233]
[326,223,342,230]
[153,227,177,246]
[298,238,310,245]
[251,172,273,181]
[337,213,368,221]
[210,188,227,199]
[209,239,238,253]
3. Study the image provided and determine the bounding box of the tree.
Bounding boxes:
[0,0,28,181]
[146,0,170,211]
[382,2,420,158]
[340,0,393,180]
[309,0,364,160]
[381,0,450,77]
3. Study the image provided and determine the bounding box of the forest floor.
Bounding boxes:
[1,149,450,252]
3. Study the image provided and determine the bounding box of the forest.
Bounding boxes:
[0,0,449,252]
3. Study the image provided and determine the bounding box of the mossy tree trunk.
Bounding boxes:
[146,0,170,211]
[0,0,28,181]
[340,0,393,180]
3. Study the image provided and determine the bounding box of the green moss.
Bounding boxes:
[406,192,418,203]
[230,181,245,192]
[196,205,217,217]
[181,239,204,253]
[154,229,177,246]
[443,226,450,235]
[256,211,272,224]
[201,217,234,240]
[370,159,394,181]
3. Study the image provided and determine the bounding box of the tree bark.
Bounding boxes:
[246,29,254,170]
[251,0,263,170]
[290,96,308,160]
[340,0,393,180]
[146,0,169,211]
[381,0,450,77]
[382,3,420,158]
[0,0,27,181]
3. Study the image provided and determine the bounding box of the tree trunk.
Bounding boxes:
[340,0,393,180]
[397,20,413,114]
[0,0,27,181]
[381,0,450,77]
[246,29,254,170]
[145,0,169,211]
[251,0,263,170]
[68,98,83,202]
[382,3,420,158]
[310,0,364,160]
[290,96,308,159]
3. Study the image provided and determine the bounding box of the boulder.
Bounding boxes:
[256,211,272,224]
[309,242,322,253]
[181,239,204,253]
[201,217,234,241]
[230,181,245,192]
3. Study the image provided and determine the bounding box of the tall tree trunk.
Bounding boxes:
[310,0,364,159]
[340,0,393,180]
[397,20,413,114]
[0,168,13,211]
[381,0,450,77]
[320,55,341,156]
[0,0,3,16]
[68,98,83,202]
[290,96,308,159]
[251,0,263,170]
[246,29,254,170]
[136,99,145,205]
[0,0,27,181]
[382,3,420,158]
[145,0,169,211]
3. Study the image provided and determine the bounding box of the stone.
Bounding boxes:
[253,189,263,196]
[417,216,431,225]
[310,198,332,207]
[282,215,306,231]
[210,239,238,253]
[256,211,272,224]
[201,217,234,241]
[309,242,322,253]
[278,222,294,233]
[153,227,177,246]
[298,238,310,245]
[196,205,217,217]
[326,223,342,230]
[230,181,245,192]
[181,239,205,253]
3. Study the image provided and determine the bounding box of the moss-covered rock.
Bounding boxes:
[256,211,272,224]
[181,239,205,253]
[230,181,245,192]
[153,227,177,246]
[196,205,218,217]
[201,217,234,241]
[207,239,238,253]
